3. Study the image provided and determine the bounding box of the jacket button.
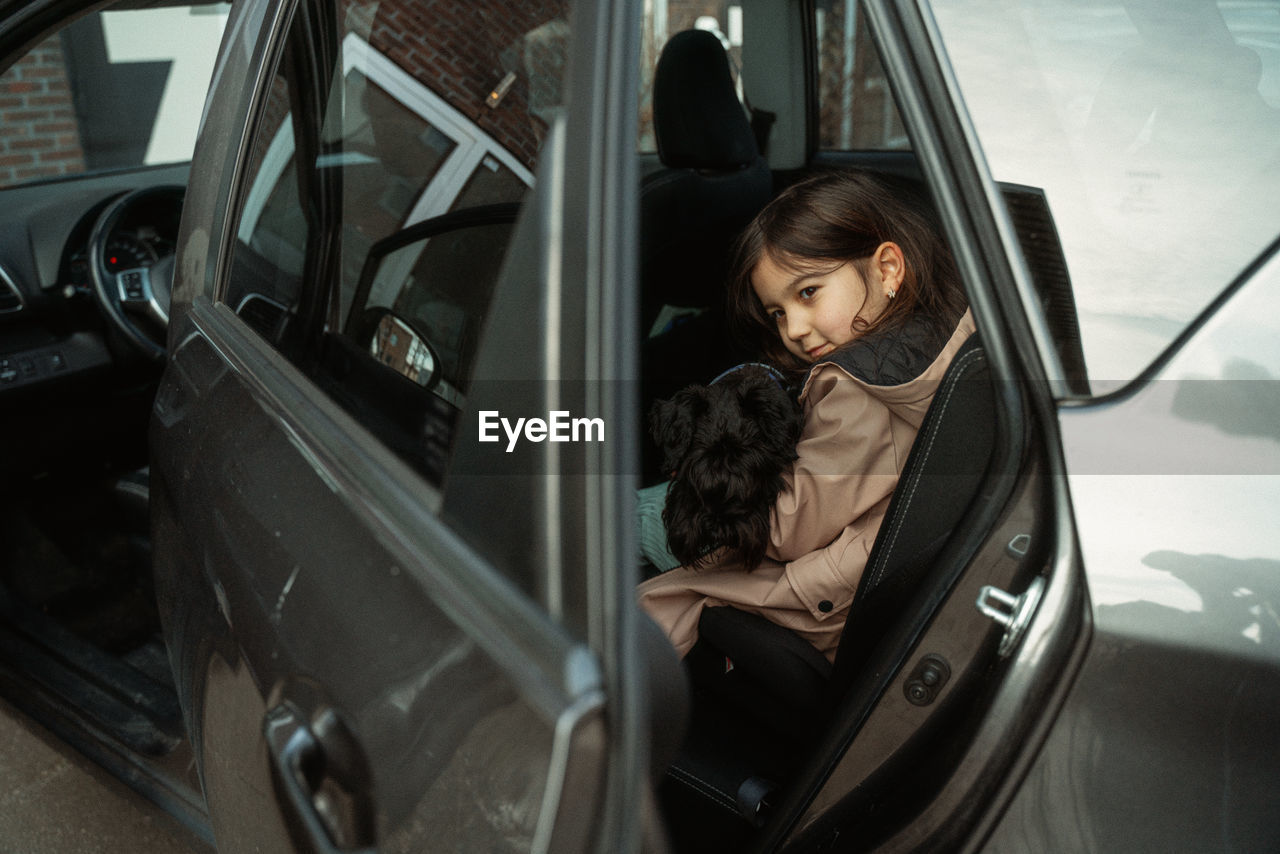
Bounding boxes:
[818,600,833,613]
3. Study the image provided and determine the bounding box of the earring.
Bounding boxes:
[887,287,897,299]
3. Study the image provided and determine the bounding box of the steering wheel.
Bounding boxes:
[88,185,185,361]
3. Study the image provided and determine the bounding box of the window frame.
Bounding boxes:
[237,31,535,242]
[807,0,912,157]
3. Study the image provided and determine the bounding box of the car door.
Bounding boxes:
[151,0,657,851]
[925,1,1280,850]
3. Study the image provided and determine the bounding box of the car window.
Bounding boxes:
[931,0,1280,391]
[222,0,566,486]
[0,3,229,189]
[224,70,306,342]
[815,1,909,151]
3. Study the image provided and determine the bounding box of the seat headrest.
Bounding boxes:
[653,29,759,171]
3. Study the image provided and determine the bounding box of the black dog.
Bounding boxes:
[649,364,802,570]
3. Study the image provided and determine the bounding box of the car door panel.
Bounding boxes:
[153,295,605,850]
[151,0,618,848]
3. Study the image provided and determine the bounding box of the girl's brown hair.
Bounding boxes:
[727,170,968,371]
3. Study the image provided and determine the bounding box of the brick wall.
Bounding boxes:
[0,34,86,187]
[2,1,568,189]
[357,0,568,171]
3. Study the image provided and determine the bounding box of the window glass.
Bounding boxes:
[932,0,1280,390]
[336,68,459,302]
[815,0,909,150]
[639,2,745,151]
[226,74,305,344]
[451,155,528,210]
[0,3,230,189]
[222,0,568,483]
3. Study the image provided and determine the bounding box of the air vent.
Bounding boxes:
[999,183,1090,396]
[0,265,23,314]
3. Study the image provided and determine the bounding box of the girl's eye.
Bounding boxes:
[799,286,818,300]
[769,309,785,322]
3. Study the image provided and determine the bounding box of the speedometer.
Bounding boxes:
[103,234,157,273]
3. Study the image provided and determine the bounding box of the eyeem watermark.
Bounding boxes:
[478,410,605,452]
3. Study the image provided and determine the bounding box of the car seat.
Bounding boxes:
[641,28,771,330]
[660,334,999,837]
[640,29,774,480]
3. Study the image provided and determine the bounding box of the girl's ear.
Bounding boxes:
[873,241,906,296]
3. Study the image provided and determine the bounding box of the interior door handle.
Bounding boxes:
[264,701,377,853]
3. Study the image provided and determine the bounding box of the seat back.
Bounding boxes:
[829,335,997,692]
[640,29,772,331]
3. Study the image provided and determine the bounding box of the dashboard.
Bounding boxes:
[0,164,189,393]
[67,221,176,293]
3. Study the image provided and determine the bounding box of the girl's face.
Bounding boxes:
[752,251,892,363]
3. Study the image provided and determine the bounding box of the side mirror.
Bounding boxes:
[366,309,441,391]
[342,203,521,403]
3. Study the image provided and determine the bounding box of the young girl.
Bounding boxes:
[637,170,974,661]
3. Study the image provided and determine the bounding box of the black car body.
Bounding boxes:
[2,0,1278,851]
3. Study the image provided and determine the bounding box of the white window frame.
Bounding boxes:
[239,32,535,241]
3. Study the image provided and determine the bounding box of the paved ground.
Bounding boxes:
[0,697,209,854]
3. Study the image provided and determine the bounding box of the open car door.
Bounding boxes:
[150,0,656,850]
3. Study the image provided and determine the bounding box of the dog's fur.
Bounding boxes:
[649,365,802,570]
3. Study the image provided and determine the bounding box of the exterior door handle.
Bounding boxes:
[264,701,377,853]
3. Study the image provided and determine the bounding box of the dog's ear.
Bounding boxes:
[649,386,706,473]
[660,477,704,569]
[735,375,803,458]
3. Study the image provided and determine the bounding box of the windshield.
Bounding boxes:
[932,0,1280,391]
[0,2,230,189]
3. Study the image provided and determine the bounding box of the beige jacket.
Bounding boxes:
[638,311,976,662]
